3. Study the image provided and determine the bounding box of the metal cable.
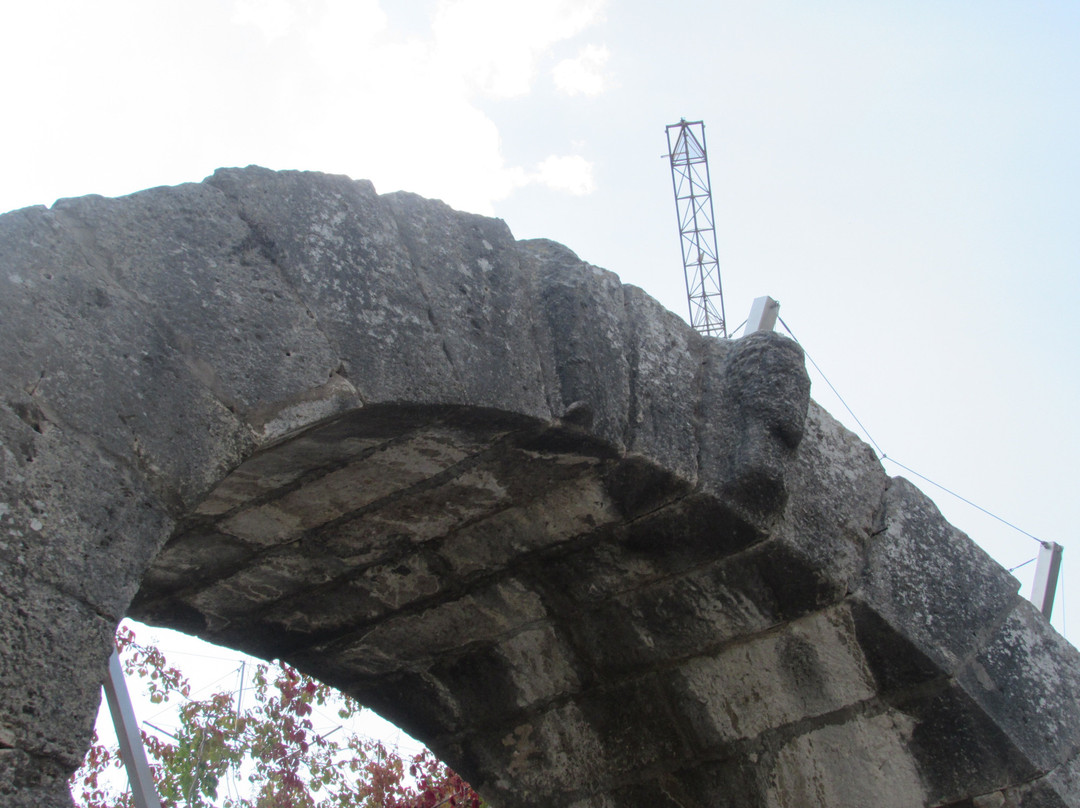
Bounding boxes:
[1009,557,1037,573]
[777,316,886,457]
[776,315,1045,546]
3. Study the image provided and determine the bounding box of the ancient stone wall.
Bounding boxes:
[2,167,1079,806]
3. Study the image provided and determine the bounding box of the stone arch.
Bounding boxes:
[2,167,1079,807]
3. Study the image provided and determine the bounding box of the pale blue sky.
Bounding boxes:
[3,1,1077,634]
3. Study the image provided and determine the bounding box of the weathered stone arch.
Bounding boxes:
[2,167,1079,807]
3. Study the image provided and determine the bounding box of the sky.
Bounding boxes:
[3,0,1079,724]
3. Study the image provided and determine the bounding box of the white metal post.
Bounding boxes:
[1030,541,1064,620]
[745,296,779,335]
[103,650,162,808]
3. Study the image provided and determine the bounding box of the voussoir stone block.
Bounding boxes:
[855,476,1023,673]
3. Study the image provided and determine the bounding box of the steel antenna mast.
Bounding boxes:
[665,119,727,337]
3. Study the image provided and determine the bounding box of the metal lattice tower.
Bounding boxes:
[665,119,727,338]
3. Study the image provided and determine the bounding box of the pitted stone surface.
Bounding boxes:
[2,168,1079,807]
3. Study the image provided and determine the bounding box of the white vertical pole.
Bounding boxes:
[745,296,779,335]
[103,650,162,808]
[1030,541,1064,620]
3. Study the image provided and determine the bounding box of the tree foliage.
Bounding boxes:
[71,626,484,808]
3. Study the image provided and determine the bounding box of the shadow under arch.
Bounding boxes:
[128,400,779,807]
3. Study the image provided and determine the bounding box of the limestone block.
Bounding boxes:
[763,710,927,808]
[436,473,619,578]
[616,492,765,564]
[252,570,402,643]
[0,403,173,618]
[0,570,113,770]
[555,537,840,674]
[0,198,257,513]
[184,548,355,629]
[591,782,685,808]
[382,192,557,418]
[455,673,695,806]
[192,417,387,517]
[48,184,346,420]
[459,702,610,805]
[600,452,693,523]
[776,400,889,592]
[1038,748,1080,807]
[345,667,466,741]
[418,626,583,729]
[855,476,1022,674]
[527,238,632,450]
[695,332,810,528]
[618,285,702,483]
[218,427,492,545]
[301,578,549,680]
[561,567,774,674]
[956,599,1080,775]
[634,757,763,808]
[497,625,583,709]
[563,795,619,808]
[0,748,74,808]
[571,673,692,778]
[205,168,473,408]
[133,528,253,604]
[897,681,1039,803]
[670,605,875,747]
[848,600,943,693]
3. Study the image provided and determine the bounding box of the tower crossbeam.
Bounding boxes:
[665,119,727,338]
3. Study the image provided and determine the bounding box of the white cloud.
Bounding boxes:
[274,0,606,212]
[552,44,610,96]
[231,0,298,43]
[0,0,607,216]
[307,0,389,70]
[532,155,596,195]
[432,0,607,97]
